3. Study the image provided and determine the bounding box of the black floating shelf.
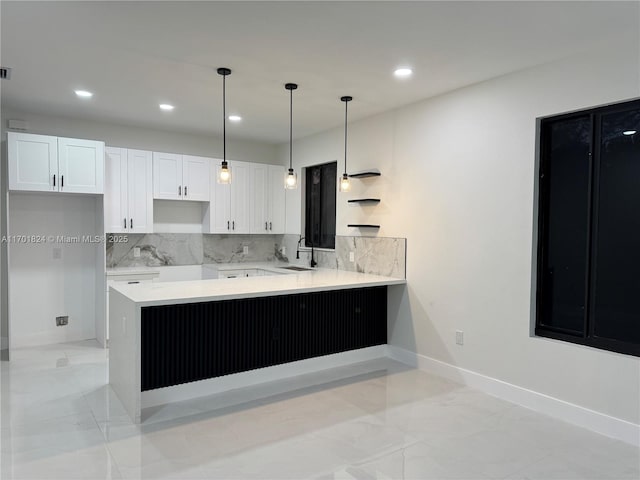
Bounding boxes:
[348,224,380,229]
[348,198,380,204]
[348,170,381,178]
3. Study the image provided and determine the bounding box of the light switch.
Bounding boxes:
[349,251,355,262]
[133,247,141,258]
[243,246,249,255]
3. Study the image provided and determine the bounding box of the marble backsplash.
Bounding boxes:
[107,232,406,278]
[106,234,284,268]
[281,234,406,278]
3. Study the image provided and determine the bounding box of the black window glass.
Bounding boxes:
[536,98,640,357]
[304,162,336,249]
[538,116,591,335]
[592,108,640,345]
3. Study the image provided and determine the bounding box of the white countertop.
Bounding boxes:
[110,267,405,306]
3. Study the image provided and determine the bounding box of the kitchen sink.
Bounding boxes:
[281,266,313,271]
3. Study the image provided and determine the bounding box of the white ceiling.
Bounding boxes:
[1,1,637,144]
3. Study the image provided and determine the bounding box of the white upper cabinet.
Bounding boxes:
[104,147,128,232]
[206,160,250,234]
[153,152,210,201]
[57,137,104,194]
[250,164,268,233]
[8,132,104,194]
[153,152,182,200]
[267,165,285,234]
[250,164,285,234]
[182,155,211,201]
[127,150,153,232]
[105,147,153,233]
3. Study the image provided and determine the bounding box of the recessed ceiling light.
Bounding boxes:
[394,67,413,78]
[75,90,93,98]
[159,104,175,111]
[623,130,637,136]
[228,115,242,122]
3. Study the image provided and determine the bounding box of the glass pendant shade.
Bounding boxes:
[218,161,231,184]
[285,168,297,189]
[339,173,351,192]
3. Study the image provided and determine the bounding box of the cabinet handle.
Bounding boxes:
[265,222,268,231]
[178,186,181,196]
[61,175,64,188]
[233,220,235,230]
[53,174,56,187]
[270,222,272,231]
[124,218,127,229]
[227,221,230,230]
[184,186,187,197]
[130,219,133,229]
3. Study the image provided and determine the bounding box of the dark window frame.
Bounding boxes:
[536,98,640,357]
[304,161,337,249]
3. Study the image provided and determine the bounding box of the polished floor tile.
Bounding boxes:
[1,341,638,480]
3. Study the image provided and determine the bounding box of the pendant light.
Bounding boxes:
[217,67,232,184]
[339,95,352,192]
[284,83,298,189]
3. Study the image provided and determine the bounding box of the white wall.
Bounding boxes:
[1,108,281,165]
[282,44,640,425]
[8,193,101,347]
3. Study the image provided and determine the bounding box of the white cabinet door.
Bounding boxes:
[268,165,285,234]
[127,149,153,233]
[230,161,250,233]
[211,180,231,233]
[104,147,128,232]
[182,155,210,202]
[58,137,104,194]
[7,132,58,192]
[153,152,182,200]
[250,164,269,233]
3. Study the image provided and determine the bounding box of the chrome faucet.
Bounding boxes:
[297,236,317,268]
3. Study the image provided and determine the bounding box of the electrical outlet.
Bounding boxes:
[243,245,249,255]
[456,330,464,345]
[53,247,62,259]
[56,316,69,326]
[349,251,355,262]
[133,247,141,258]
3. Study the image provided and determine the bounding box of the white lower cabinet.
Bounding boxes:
[8,132,104,194]
[105,147,153,233]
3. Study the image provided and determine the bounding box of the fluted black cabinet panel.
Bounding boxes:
[141,286,387,391]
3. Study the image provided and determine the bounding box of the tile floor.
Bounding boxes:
[1,340,638,480]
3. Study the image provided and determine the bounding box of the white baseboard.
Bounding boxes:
[386,345,640,447]
[142,345,387,409]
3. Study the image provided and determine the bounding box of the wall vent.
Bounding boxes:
[0,67,12,80]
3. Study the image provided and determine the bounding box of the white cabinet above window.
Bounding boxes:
[152,152,210,201]
[8,132,104,194]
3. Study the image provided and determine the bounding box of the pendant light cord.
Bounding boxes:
[222,73,226,162]
[344,100,348,175]
[289,87,293,170]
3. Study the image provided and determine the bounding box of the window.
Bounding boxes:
[536,98,640,356]
[304,161,336,249]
